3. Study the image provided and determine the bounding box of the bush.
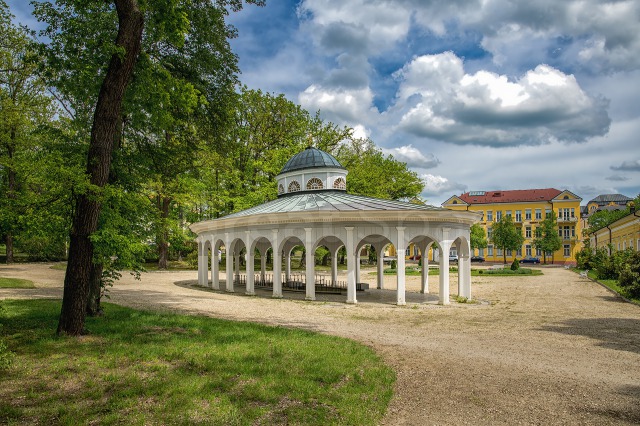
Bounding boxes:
[575,245,594,270]
[390,259,397,270]
[510,258,520,271]
[0,303,14,370]
[618,251,640,298]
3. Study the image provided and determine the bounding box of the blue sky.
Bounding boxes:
[8,0,640,206]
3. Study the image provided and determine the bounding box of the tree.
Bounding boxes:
[491,216,525,264]
[0,8,58,263]
[33,0,263,335]
[532,211,562,264]
[470,223,487,255]
[336,139,423,200]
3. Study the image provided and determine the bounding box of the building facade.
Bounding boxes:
[442,189,582,264]
[589,209,640,253]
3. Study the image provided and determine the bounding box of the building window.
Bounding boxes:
[536,248,542,256]
[479,248,484,256]
[526,245,532,256]
[506,210,512,219]
[571,226,575,237]
[516,248,522,257]
[487,210,493,222]
[571,208,575,218]
[306,177,323,190]
[488,245,494,256]
[496,211,503,221]
[278,184,284,194]
[525,209,532,220]
[535,209,542,220]
[563,245,570,257]
[545,209,552,218]
[288,181,301,192]
[333,177,346,190]
[487,227,493,239]
[525,226,532,238]
[563,226,570,239]
[405,248,411,256]
[515,210,522,222]
[506,249,512,257]
[497,248,503,256]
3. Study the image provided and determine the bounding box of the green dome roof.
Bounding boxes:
[279,147,344,175]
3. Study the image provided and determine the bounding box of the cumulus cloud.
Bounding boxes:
[420,174,467,198]
[299,84,378,125]
[394,53,610,146]
[611,160,640,171]
[381,145,440,168]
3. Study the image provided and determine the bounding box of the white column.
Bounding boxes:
[305,228,315,301]
[355,251,361,285]
[396,227,406,305]
[212,241,220,290]
[377,245,385,289]
[460,242,472,299]
[420,243,430,294]
[260,249,266,284]
[225,235,234,292]
[285,247,291,282]
[345,227,357,304]
[439,229,451,305]
[272,229,282,298]
[331,247,339,284]
[197,240,205,286]
[245,232,254,295]
[233,247,240,292]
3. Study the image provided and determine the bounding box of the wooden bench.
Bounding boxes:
[489,264,504,270]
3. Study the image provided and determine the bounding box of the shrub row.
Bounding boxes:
[576,245,640,298]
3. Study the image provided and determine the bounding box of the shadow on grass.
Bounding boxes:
[539,317,640,355]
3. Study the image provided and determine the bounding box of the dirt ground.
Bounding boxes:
[2,263,639,425]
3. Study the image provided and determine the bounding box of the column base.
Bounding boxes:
[272,294,283,299]
[346,299,357,304]
[305,296,316,301]
[397,301,406,306]
[245,291,255,296]
[438,299,451,305]
[225,289,235,293]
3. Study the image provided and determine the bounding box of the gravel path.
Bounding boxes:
[2,263,640,425]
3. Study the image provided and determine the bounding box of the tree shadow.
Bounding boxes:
[540,318,640,355]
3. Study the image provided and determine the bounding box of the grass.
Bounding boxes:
[0,277,35,288]
[582,270,640,304]
[378,267,542,276]
[0,299,395,425]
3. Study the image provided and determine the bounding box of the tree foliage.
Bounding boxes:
[470,223,487,252]
[491,216,524,264]
[336,139,423,200]
[532,211,562,264]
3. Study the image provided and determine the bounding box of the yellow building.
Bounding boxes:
[442,188,582,264]
[589,208,640,253]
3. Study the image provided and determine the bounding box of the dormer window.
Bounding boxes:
[278,184,284,194]
[333,177,346,190]
[288,181,301,192]
[306,178,323,190]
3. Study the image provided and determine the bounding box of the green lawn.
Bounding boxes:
[0,277,35,288]
[0,299,394,425]
[377,267,542,276]
[583,270,640,304]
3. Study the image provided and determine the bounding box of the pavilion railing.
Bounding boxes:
[233,273,366,293]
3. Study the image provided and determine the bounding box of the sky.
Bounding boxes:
[8,0,640,206]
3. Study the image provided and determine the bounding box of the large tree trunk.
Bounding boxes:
[57,0,144,336]
[5,234,13,264]
[86,263,104,317]
[157,195,171,269]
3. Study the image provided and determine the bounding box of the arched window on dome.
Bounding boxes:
[306,177,323,190]
[278,184,284,195]
[333,177,346,190]
[288,181,301,193]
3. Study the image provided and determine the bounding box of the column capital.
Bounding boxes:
[396,226,406,231]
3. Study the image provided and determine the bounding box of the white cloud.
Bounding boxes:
[394,54,610,146]
[381,145,440,168]
[298,84,378,125]
[420,174,466,198]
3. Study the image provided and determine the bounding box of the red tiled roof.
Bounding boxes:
[456,188,562,204]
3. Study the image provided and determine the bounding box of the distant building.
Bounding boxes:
[442,189,582,264]
[580,193,634,231]
[589,203,640,253]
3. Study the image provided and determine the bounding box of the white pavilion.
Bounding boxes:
[191,147,480,305]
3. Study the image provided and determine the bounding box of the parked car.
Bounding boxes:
[519,256,540,264]
[470,256,485,263]
[449,254,458,263]
[409,254,422,260]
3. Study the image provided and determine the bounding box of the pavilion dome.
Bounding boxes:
[279,147,344,175]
